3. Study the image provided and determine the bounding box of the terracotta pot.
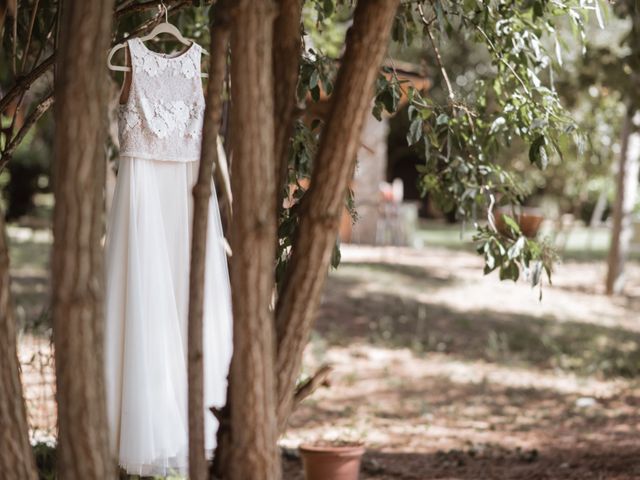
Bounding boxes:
[495,209,544,239]
[299,443,365,480]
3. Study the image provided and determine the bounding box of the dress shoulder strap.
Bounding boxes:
[126,38,144,64]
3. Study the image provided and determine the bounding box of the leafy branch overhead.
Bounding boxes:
[280,1,602,290]
[386,0,597,287]
[1,0,604,295]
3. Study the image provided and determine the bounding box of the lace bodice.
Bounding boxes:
[118,38,205,162]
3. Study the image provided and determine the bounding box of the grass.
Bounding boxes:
[414,219,640,261]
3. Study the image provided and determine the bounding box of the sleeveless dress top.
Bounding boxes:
[118,37,205,162]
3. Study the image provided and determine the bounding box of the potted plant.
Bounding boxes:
[495,206,544,238]
[299,438,366,480]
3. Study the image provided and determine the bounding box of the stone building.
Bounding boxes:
[337,62,430,245]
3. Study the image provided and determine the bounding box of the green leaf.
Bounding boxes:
[529,135,548,169]
[507,236,526,260]
[499,261,520,282]
[372,103,383,121]
[380,88,397,114]
[485,248,496,271]
[331,240,341,268]
[530,260,543,287]
[310,85,321,102]
[309,70,319,90]
[436,113,450,126]
[489,116,506,135]
[407,118,423,146]
[501,214,522,235]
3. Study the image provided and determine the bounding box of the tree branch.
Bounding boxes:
[473,23,530,96]
[0,91,54,170]
[0,54,55,115]
[418,4,454,102]
[292,364,332,410]
[187,0,235,477]
[20,0,40,72]
[114,0,211,18]
[274,0,401,433]
[11,2,17,75]
[273,0,303,203]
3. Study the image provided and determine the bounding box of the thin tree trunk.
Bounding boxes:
[188,2,234,479]
[51,0,115,478]
[0,213,38,480]
[226,1,280,478]
[606,107,640,295]
[275,0,400,431]
[590,188,608,227]
[273,0,303,194]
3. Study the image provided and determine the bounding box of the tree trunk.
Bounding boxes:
[606,107,640,295]
[275,0,400,431]
[226,1,281,479]
[51,0,115,478]
[0,213,38,480]
[589,187,608,227]
[188,2,233,479]
[273,0,303,193]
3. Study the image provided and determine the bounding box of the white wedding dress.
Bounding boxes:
[104,37,233,477]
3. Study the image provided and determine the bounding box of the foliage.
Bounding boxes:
[302,1,350,58]
[473,215,558,299]
[0,0,57,84]
[395,2,590,209]
[398,1,599,288]
[288,1,607,289]
[0,0,624,291]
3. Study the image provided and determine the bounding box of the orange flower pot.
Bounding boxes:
[299,443,365,480]
[496,209,544,238]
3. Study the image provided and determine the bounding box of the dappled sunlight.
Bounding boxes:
[337,245,640,332]
[18,334,56,444]
[284,342,640,478]
[283,244,640,478]
[318,245,640,378]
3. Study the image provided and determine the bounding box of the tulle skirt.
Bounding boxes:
[104,155,233,477]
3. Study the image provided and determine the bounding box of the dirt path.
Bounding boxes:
[282,245,640,479]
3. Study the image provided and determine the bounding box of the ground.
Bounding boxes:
[9,218,640,479]
[281,243,640,480]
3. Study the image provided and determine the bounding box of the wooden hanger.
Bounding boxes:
[107,1,209,77]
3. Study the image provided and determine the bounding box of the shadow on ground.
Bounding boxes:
[316,263,640,378]
[283,444,640,479]
[283,255,640,479]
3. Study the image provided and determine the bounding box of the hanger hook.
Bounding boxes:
[158,1,168,22]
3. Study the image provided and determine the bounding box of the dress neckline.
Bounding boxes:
[135,37,197,61]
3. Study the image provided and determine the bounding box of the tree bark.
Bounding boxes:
[273,0,303,194]
[275,0,400,432]
[589,188,608,227]
[188,2,234,479]
[0,213,38,480]
[51,0,115,478]
[606,106,640,295]
[226,1,281,479]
